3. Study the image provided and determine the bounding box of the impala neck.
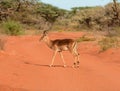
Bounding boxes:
[44,36,53,49]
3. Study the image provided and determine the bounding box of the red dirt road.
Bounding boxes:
[0,32,120,91]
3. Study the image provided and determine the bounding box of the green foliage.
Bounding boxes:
[2,20,24,35]
[68,3,120,31]
[0,0,13,8]
[98,37,119,51]
[72,6,105,28]
[35,3,66,23]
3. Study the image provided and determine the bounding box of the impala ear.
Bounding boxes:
[43,30,48,35]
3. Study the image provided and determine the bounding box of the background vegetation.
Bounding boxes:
[0,0,120,34]
[0,0,120,51]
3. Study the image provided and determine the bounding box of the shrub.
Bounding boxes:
[98,37,119,52]
[77,35,95,42]
[2,20,24,35]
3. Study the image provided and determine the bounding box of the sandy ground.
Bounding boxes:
[0,32,120,91]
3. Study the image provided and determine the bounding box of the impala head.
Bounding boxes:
[39,31,48,42]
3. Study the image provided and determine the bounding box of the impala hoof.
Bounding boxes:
[49,65,53,67]
[77,61,80,67]
[72,65,77,68]
[72,62,78,68]
[77,61,80,64]
[63,65,67,67]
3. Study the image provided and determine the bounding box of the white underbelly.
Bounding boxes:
[60,46,68,51]
[63,47,68,50]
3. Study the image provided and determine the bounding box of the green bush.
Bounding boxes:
[2,20,24,35]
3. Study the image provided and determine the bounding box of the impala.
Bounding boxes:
[39,31,80,68]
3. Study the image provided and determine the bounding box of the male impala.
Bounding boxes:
[39,31,80,68]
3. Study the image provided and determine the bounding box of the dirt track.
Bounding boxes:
[0,32,120,91]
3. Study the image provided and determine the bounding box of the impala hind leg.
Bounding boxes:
[73,53,80,68]
[76,54,80,67]
[72,56,77,68]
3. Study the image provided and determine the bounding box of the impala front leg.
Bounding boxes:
[59,52,66,67]
[49,50,57,67]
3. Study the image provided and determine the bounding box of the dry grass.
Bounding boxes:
[77,35,96,42]
[0,38,6,50]
[98,37,119,52]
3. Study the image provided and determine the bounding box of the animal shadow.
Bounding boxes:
[23,61,72,68]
